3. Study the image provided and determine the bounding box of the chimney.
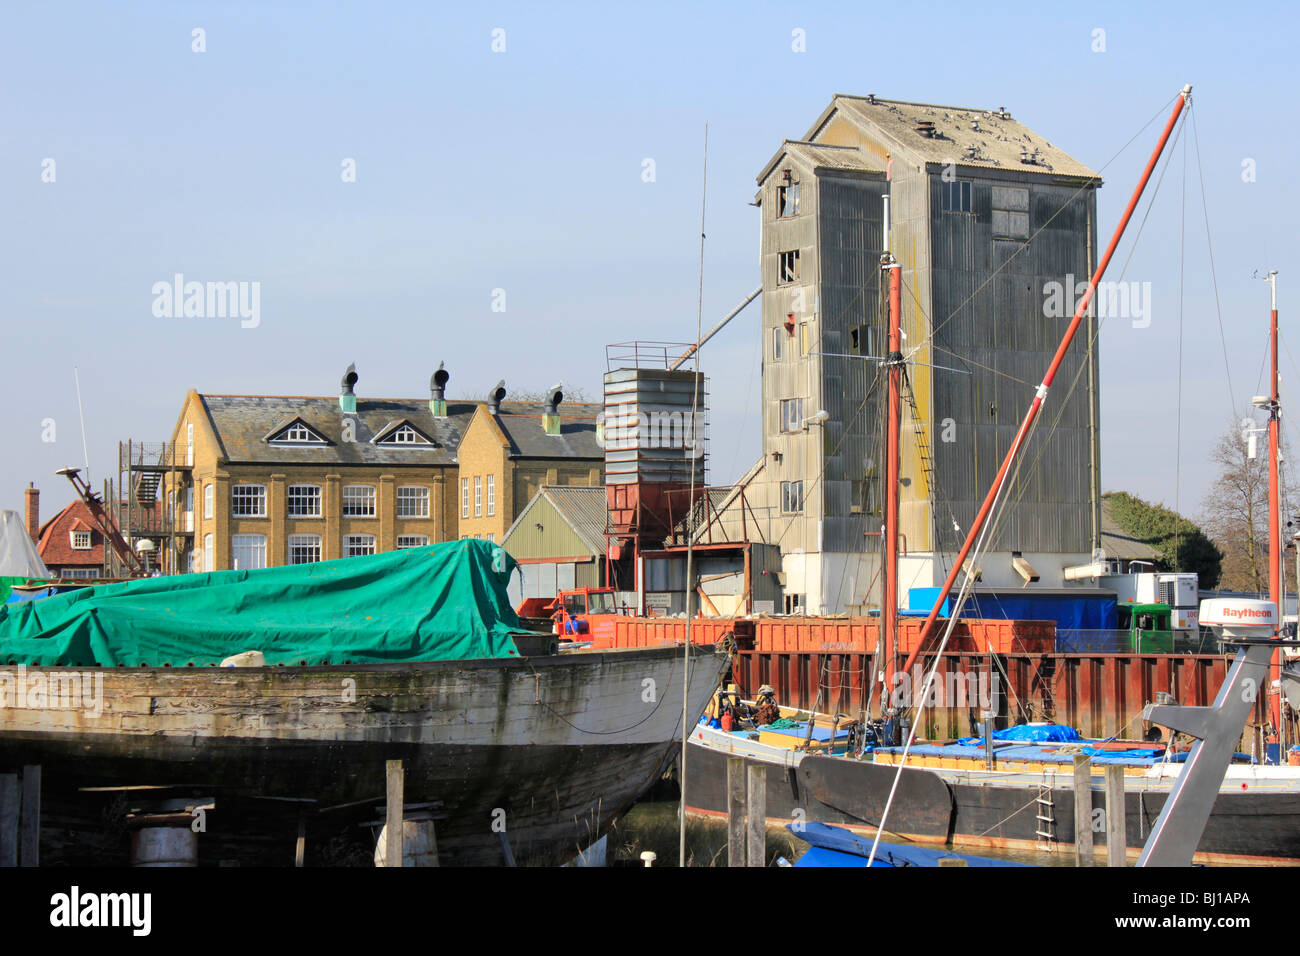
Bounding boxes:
[25,482,39,542]
[543,384,563,435]
[487,380,506,415]
[339,363,358,414]
[430,362,449,418]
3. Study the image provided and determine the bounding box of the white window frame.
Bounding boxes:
[461,478,470,519]
[204,532,214,572]
[288,534,322,565]
[772,326,784,361]
[287,484,323,518]
[344,534,376,557]
[486,475,495,517]
[342,484,376,517]
[186,423,194,467]
[474,476,482,517]
[203,483,213,520]
[231,533,267,571]
[396,485,429,518]
[396,534,429,549]
[231,484,266,517]
[70,530,91,550]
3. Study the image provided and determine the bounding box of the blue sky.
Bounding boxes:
[3,0,1297,526]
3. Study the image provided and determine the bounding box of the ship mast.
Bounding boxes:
[899,85,1194,679]
[1266,270,1282,741]
[882,194,902,707]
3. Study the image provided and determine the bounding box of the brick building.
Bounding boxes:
[150,369,603,574]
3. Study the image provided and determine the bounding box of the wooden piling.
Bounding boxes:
[385,759,404,868]
[746,763,767,867]
[20,766,39,867]
[1105,765,1126,867]
[726,757,745,867]
[0,775,16,867]
[295,814,306,868]
[1073,755,1093,867]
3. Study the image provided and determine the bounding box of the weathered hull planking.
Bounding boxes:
[0,644,729,866]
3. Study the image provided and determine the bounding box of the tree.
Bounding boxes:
[1103,491,1222,588]
[1200,419,1293,594]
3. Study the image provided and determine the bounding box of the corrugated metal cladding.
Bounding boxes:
[818,172,886,554]
[603,368,706,486]
[928,173,1098,554]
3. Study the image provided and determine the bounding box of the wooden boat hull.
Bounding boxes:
[0,645,729,866]
[684,730,1300,866]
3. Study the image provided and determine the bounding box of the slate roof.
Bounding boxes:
[492,402,604,460]
[796,94,1099,181]
[197,395,604,466]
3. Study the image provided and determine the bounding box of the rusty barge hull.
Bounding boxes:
[0,645,729,866]
[588,615,1266,739]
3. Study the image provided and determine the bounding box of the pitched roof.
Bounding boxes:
[34,500,102,569]
[1100,498,1161,562]
[802,94,1099,181]
[504,485,608,556]
[756,140,885,186]
[197,395,605,466]
[491,402,604,460]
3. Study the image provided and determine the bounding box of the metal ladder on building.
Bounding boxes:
[1035,782,1056,850]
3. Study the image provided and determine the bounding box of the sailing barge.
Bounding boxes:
[0,539,729,865]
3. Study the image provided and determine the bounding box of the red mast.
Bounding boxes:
[900,85,1193,679]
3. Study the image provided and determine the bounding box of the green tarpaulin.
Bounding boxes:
[0,539,524,666]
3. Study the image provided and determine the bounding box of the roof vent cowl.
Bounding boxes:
[430,362,449,418]
[487,380,506,415]
[543,383,563,435]
[339,363,358,414]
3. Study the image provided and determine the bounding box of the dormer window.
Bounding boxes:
[70,530,91,550]
[372,420,435,446]
[266,419,328,445]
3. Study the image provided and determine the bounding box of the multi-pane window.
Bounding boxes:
[941,180,972,212]
[781,480,804,514]
[204,483,213,519]
[396,486,429,518]
[991,185,1030,239]
[231,534,267,570]
[61,568,98,580]
[231,484,266,517]
[777,180,800,218]
[780,398,804,433]
[342,485,376,517]
[288,534,321,565]
[70,531,91,550]
[378,424,427,445]
[784,593,805,615]
[287,484,322,517]
[280,422,321,443]
[487,475,495,517]
[396,534,429,549]
[344,534,376,557]
[474,476,482,517]
[778,250,800,284]
[461,479,470,519]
